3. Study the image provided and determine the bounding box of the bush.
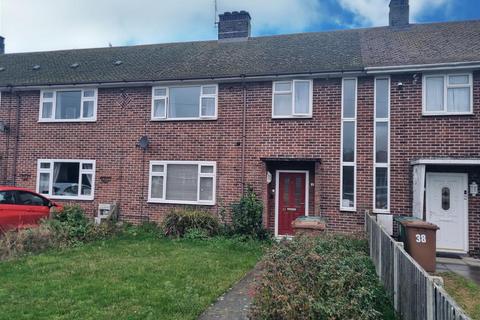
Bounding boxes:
[162,209,220,238]
[0,225,55,259]
[43,205,95,245]
[231,187,269,239]
[250,235,395,320]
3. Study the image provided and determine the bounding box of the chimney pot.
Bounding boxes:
[218,11,251,40]
[389,0,409,27]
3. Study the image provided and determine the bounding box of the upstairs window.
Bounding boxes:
[272,80,312,118]
[423,73,472,115]
[151,85,217,120]
[40,89,97,121]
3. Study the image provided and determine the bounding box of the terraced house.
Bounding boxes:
[0,0,479,256]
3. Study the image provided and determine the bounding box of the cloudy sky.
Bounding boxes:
[1,0,479,53]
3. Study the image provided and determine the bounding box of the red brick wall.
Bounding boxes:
[0,71,478,255]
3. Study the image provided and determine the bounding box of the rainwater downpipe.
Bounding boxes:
[12,93,20,185]
[240,76,247,194]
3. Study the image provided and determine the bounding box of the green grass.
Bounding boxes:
[440,272,480,320]
[0,236,264,320]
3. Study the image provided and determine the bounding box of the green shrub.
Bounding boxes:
[162,209,219,238]
[250,235,395,320]
[231,187,269,239]
[44,205,94,245]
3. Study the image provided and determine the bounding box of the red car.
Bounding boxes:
[0,186,62,233]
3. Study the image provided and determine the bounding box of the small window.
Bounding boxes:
[151,85,217,120]
[272,80,312,118]
[148,161,216,205]
[441,187,450,210]
[37,160,95,200]
[423,74,472,115]
[39,89,97,122]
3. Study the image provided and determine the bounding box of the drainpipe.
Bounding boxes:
[12,93,20,185]
[240,76,247,194]
[3,86,13,184]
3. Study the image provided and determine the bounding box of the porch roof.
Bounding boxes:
[260,157,321,163]
[411,158,480,166]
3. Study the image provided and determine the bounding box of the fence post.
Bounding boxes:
[426,278,435,320]
[378,225,382,279]
[393,242,403,312]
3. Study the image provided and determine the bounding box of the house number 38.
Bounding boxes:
[415,234,427,243]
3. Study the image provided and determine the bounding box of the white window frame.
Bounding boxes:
[39,88,98,122]
[151,84,218,121]
[148,160,216,205]
[272,80,313,118]
[340,77,357,211]
[422,73,473,115]
[36,159,96,200]
[373,76,390,213]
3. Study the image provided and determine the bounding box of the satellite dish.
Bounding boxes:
[138,135,150,150]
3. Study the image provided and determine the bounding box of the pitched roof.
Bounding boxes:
[0,20,478,87]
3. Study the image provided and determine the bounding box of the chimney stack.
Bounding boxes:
[0,36,5,54]
[389,0,409,27]
[218,11,251,41]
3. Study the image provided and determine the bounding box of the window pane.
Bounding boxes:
[342,166,354,208]
[151,176,164,199]
[201,97,215,117]
[202,86,216,95]
[375,122,388,163]
[273,93,292,116]
[56,91,81,119]
[83,90,95,98]
[82,100,94,118]
[343,79,356,118]
[294,81,310,114]
[274,82,291,92]
[52,162,80,196]
[375,79,389,118]
[43,91,53,99]
[449,75,469,85]
[447,87,470,112]
[375,167,388,210]
[166,164,198,201]
[0,191,15,204]
[154,88,166,96]
[152,165,164,173]
[441,187,450,210]
[168,86,201,118]
[42,102,52,118]
[199,177,213,201]
[342,121,355,162]
[39,172,50,195]
[153,99,166,118]
[81,174,92,196]
[82,163,93,170]
[425,77,444,112]
[200,165,214,174]
[40,162,50,169]
[17,192,47,206]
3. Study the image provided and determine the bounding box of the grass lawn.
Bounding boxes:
[0,235,264,320]
[440,272,480,320]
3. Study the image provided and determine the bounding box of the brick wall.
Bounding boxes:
[0,71,478,255]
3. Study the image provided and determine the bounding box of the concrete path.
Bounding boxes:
[198,265,261,320]
[436,257,480,285]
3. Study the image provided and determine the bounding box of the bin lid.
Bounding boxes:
[394,215,422,224]
[402,220,439,230]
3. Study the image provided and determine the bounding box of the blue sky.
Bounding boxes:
[2,0,480,53]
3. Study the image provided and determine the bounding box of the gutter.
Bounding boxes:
[365,61,480,74]
[0,70,365,91]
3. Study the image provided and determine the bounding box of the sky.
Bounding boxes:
[1,0,479,53]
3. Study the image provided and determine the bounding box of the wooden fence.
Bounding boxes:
[365,213,470,320]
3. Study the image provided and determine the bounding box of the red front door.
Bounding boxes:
[278,172,307,236]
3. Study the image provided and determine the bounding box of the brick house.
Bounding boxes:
[0,0,479,256]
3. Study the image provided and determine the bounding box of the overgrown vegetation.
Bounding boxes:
[250,235,396,320]
[161,209,220,238]
[230,187,269,240]
[440,272,480,319]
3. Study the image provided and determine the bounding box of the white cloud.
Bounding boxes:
[1,0,321,53]
[337,0,451,26]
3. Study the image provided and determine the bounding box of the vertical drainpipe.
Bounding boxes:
[12,92,20,185]
[240,76,247,195]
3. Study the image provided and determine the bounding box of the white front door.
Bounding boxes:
[426,172,468,253]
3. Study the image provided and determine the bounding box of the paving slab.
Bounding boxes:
[437,258,480,285]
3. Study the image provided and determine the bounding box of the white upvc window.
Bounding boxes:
[423,73,473,115]
[272,80,313,118]
[37,159,95,200]
[340,78,357,211]
[39,88,97,122]
[151,84,218,120]
[148,161,216,205]
[374,77,390,213]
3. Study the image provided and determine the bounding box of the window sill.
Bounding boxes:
[340,207,356,213]
[150,117,217,122]
[38,119,97,123]
[272,115,312,120]
[373,209,390,214]
[148,199,215,206]
[422,112,473,117]
[48,196,94,201]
